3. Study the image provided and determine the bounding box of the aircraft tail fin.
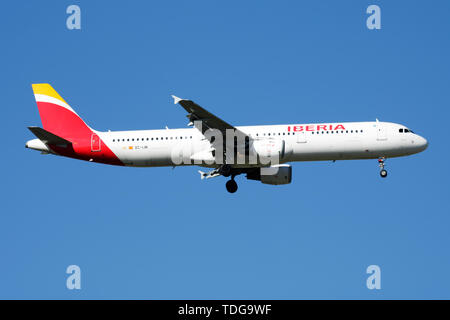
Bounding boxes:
[31,84,92,140]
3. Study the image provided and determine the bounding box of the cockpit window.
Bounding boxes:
[399,128,404,133]
[404,129,409,133]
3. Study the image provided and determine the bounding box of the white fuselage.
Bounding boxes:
[96,121,428,167]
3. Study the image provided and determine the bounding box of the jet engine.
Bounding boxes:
[247,164,292,185]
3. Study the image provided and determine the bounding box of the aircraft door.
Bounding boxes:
[91,133,101,152]
[376,123,387,141]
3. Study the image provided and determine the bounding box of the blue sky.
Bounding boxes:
[1,0,449,299]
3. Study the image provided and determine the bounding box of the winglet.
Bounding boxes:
[198,170,207,180]
[171,95,183,105]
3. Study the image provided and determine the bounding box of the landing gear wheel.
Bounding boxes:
[378,157,387,178]
[226,179,238,193]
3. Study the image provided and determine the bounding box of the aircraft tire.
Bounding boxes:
[226,179,238,193]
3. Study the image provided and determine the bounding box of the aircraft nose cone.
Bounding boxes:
[418,136,428,151]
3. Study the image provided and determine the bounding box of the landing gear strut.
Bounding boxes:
[378,157,387,178]
[226,178,238,193]
[219,164,232,177]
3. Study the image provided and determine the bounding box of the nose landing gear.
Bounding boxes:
[378,157,388,178]
[225,178,238,193]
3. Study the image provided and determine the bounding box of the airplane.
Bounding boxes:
[26,84,428,193]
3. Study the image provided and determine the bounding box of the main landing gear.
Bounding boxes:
[201,165,240,193]
[219,164,232,177]
[226,178,238,193]
[378,157,388,178]
[220,164,238,193]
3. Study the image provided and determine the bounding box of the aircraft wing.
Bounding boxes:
[171,95,245,136]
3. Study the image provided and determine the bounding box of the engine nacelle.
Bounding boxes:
[247,164,292,185]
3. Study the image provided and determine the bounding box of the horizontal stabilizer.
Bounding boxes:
[27,126,72,146]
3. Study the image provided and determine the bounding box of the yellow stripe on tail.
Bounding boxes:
[31,83,68,104]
